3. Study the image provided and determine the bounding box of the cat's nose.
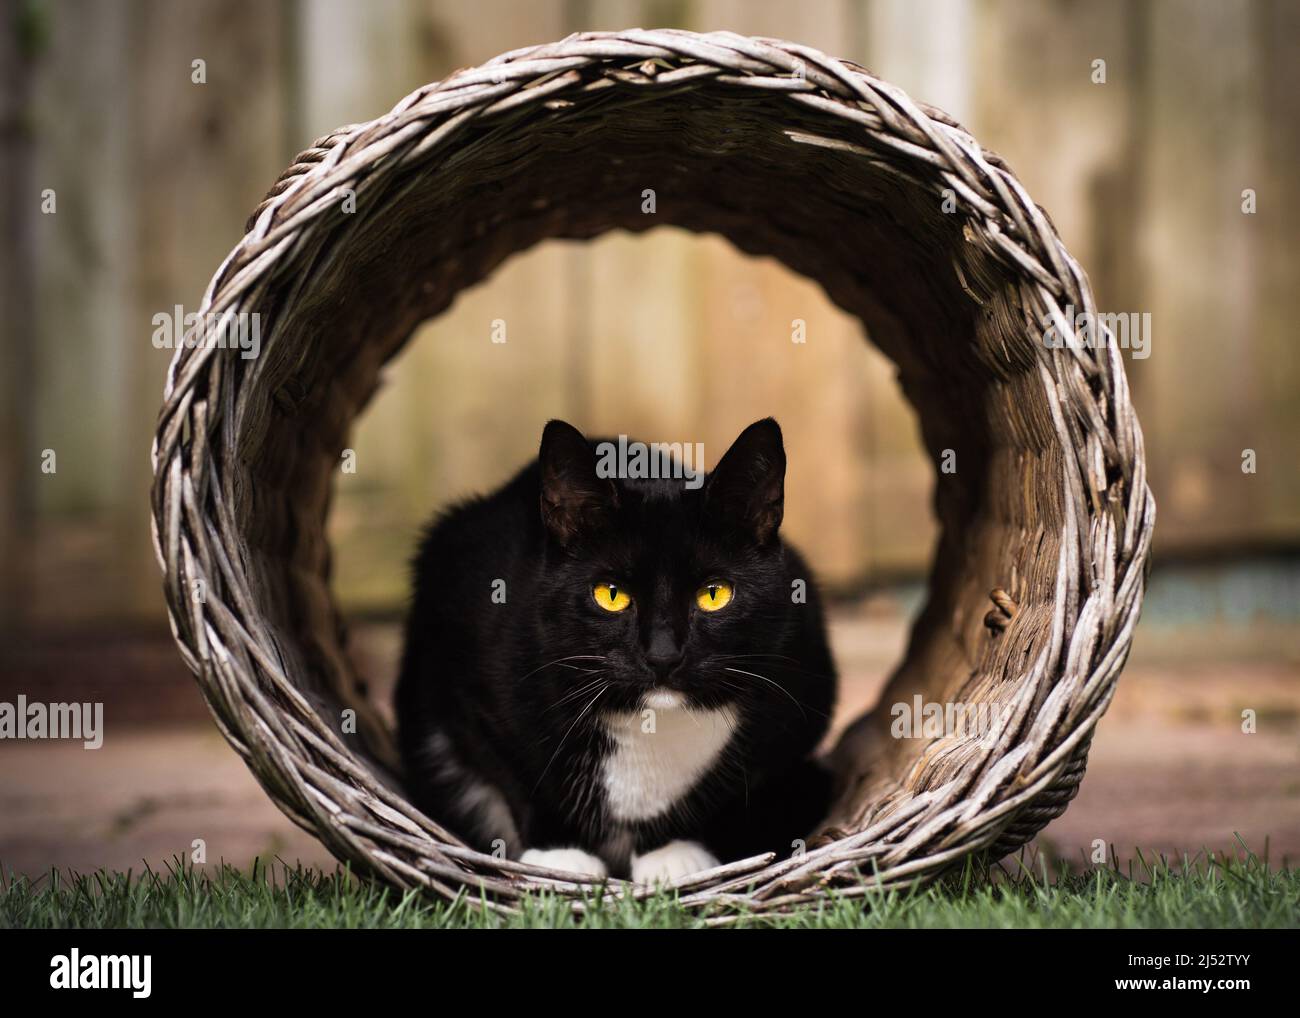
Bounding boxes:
[644,629,683,676]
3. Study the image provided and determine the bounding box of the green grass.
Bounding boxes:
[3,849,1297,929]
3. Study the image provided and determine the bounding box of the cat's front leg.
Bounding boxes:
[520,847,608,881]
[630,840,720,886]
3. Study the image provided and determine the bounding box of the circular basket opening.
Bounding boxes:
[151,29,1154,914]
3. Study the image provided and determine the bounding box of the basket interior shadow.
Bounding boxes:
[151,30,1153,914]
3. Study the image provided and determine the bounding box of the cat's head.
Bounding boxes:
[532,417,803,714]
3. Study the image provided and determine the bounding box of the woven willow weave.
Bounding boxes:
[150,29,1155,916]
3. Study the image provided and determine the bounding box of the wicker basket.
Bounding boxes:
[150,29,1155,916]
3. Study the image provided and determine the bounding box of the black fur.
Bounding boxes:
[395,418,837,877]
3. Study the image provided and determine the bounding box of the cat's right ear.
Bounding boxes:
[539,420,618,546]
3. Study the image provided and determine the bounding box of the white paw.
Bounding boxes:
[520,847,608,881]
[631,840,720,886]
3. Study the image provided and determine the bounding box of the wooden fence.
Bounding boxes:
[2,0,1297,625]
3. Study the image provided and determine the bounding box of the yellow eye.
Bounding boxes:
[696,581,734,612]
[593,583,632,613]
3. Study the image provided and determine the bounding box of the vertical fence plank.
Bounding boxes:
[579,0,704,466]
[332,0,578,608]
[1137,0,1276,549]
[0,0,38,637]
[680,0,910,589]
[24,0,136,623]
[125,0,291,616]
[1251,0,1300,543]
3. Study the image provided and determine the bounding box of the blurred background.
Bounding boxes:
[1,0,1297,879]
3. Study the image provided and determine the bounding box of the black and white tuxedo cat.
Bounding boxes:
[395,418,836,883]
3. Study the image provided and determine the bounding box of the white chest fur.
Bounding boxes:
[601,700,737,822]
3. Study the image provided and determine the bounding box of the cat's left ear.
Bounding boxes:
[539,419,619,546]
[705,418,785,545]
